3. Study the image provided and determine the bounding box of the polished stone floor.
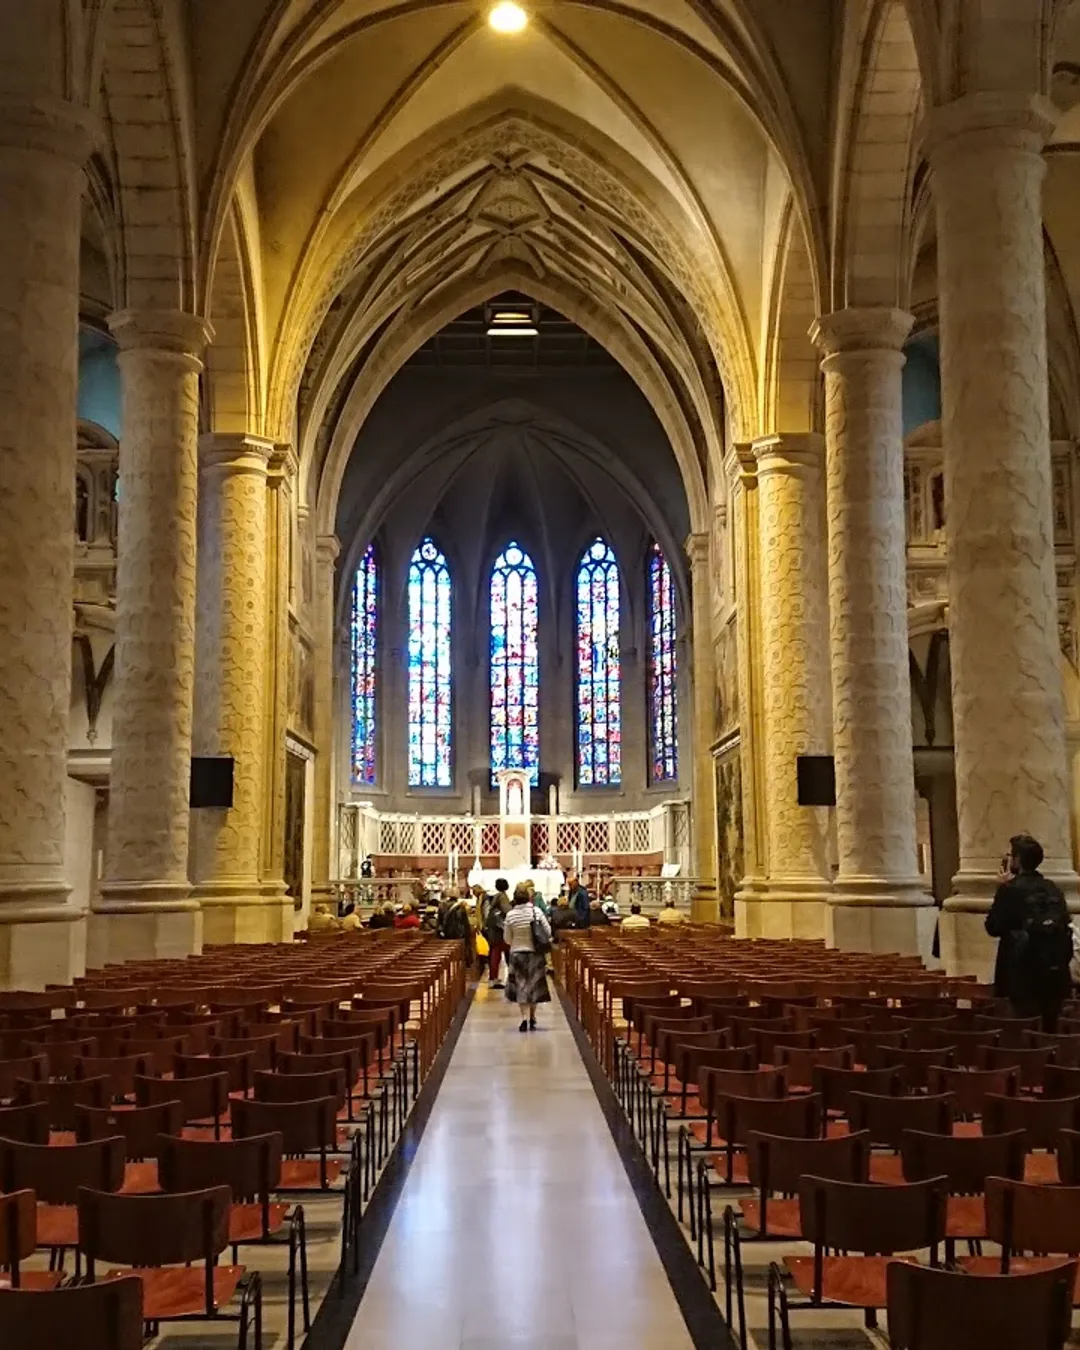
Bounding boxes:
[344,983,696,1350]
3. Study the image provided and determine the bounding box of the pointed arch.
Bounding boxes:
[350,542,379,787]
[407,536,453,788]
[489,541,540,787]
[762,196,821,434]
[576,537,621,788]
[204,202,263,434]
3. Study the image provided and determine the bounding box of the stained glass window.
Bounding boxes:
[648,542,679,783]
[490,542,540,785]
[576,537,621,786]
[350,543,378,786]
[408,537,453,787]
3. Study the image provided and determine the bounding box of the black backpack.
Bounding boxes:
[1013,885,1072,984]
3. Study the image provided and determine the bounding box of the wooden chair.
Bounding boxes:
[0,1054,48,1103]
[773,1044,853,1091]
[0,1135,125,1254]
[175,1051,255,1097]
[927,1065,1018,1118]
[767,1174,948,1349]
[230,1096,342,1190]
[0,1100,48,1144]
[0,1190,64,1290]
[0,1275,144,1348]
[1026,1030,1080,1067]
[812,1064,902,1120]
[872,1043,954,1090]
[848,1091,953,1154]
[977,1044,1054,1092]
[962,1178,1080,1301]
[14,1075,111,1129]
[886,1260,1075,1350]
[77,1185,262,1347]
[75,1054,156,1101]
[983,1093,1080,1150]
[900,1127,1028,1253]
[1043,1063,1080,1099]
[134,1072,229,1140]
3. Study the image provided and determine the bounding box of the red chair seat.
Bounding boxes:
[108,1264,246,1319]
[0,1271,64,1291]
[786,1254,917,1308]
[962,1256,1079,1300]
[708,1152,750,1184]
[120,1161,160,1194]
[945,1195,986,1239]
[869,1154,905,1184]
[1024,1152,1059,1184]
[228,1201,290,1243]
[739,1196,800,1238]
[279,1157,344,1189]
[36,1203,77,1248]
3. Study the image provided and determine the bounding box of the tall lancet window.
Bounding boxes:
[576,537,621,786]
[648,542,679,783]
[350,543,379,786]
[490,542,540,785]
[407,537,453,787]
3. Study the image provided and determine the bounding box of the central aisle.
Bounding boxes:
[345,984,697,1350]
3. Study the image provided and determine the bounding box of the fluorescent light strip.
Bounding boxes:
[487,326,539,337]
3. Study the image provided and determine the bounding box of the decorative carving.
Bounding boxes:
[73,636,114,745]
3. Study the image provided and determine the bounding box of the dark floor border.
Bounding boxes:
[303,985,476,1350]
[558,985,738,1350]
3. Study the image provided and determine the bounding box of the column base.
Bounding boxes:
[691,883,720,925]
[938,899,995,980]
[0,911,84,990]
[195,881,294,946]
[735,878,830,940]
[92,881,202,963]
[826,875,936,959]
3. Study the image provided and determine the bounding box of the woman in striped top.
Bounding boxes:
[503,882,553,1032]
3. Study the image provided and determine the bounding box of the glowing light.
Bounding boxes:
[489,2,528,35]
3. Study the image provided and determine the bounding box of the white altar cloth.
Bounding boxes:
[467,864,565,902]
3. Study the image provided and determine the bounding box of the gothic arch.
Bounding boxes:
[204,203,264,434]
[762,196,821,434]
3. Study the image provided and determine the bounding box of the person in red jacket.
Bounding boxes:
[394,901,421,930]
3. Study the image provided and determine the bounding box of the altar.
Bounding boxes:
[467,863,565,902]
[466,766,565,902]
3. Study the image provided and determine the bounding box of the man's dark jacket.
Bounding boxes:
[985,869,1070,1001]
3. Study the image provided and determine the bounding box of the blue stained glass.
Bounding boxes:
[648,542,679,783]
[576,537,621,786]
[350,543,378,786]
[408,537,452,787]
[490,542,540,785]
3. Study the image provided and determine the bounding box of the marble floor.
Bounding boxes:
[344,983,697,1350]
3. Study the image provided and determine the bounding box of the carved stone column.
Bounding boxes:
[95,311,212,963]
[311,535,340,904]
[727,445,769,936]
[810,309,935,956]
[261,445,296,938]
[190,433,282,944]
[686,533,719,922]
[0,99,93,988]
[749,433,832,938]
[927,93,1080,975]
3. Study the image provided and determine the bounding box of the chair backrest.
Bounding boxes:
[886,1259,1075,1350]
[0,1275,145,1350]
[77,1185,231,1273]
[0,1054,48,1102]
[134,1072,228,1122]
[75,1054,155,1097]
[715,1092,822,1146]
[677,1044,755,1088]
[700,1066,786,1110]
[772,1044,854,1090]
[977,1044,1054,1088]
[1044,1064,1080,1100]
[0,1135,125,1204]
[872,1044,955,1088]
[0,1189,36,1271]
[813,1064,902,1115]
[230,1095,337,1152]
[1027,1031,1080,1067]
[928,1026,998,1066]
[1057,1127,1080,1185]
[157,1131,283,1200]
[901,1128,1027,1193]
[983,1093,1080,1150]
[926,1066,1018,1115]
[798,1173,947,1255]
[0,1100,48,1144]
[14,1076,111,1128]
[986,1177,1080,1256]
[174,1051,254,1094]
[746,1129,869,1193]
[848,1092,953,1149]
[213,1032,278,1071]
[76,1100,185,1158]
[254,1066,346,1106]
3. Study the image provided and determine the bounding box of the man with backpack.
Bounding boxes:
[985,833,1073,1030]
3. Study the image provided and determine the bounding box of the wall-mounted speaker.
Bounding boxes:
[190,757,234,809]
[796,755,836,807]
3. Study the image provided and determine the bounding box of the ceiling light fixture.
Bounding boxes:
[486,306,538,337]
[489,2,528,35]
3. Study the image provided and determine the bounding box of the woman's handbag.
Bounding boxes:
[531,905,553,955]
[475,932,490,958]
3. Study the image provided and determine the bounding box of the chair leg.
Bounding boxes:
[767,1263,792,1350]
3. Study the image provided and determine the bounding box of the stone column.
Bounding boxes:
[750,433,833,938]
[311,535,340,904]
[190,433,284,945]
[810,309,935,956]
[95,311,212,962]
[0,98,93,988]
[686,533,719,922]
[261,445,296,938]
[926,93,1080,975]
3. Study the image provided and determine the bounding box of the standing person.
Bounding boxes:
[484,878,510,988]
[567,872,590,929]
[986,834,1073,1031]
[503,882,552,1032]
[440,889,476,966]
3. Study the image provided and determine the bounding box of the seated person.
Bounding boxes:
[341,907,362,931]
[588,898,611,927]
[621,902,650,931]
[550,896,578,940]
[307,902,340,933]
[368,902,396,930]
[656,898,687,925]
[395,901,422,930]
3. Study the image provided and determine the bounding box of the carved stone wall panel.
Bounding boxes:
[311,535,340,899]
[930,95,1077,898]
[686,533,718,918]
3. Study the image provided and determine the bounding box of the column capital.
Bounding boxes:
[684,531,710,572]
[0,96,97,163]
[723,441,758,487]
[107,310,213,370]
[198,433,274,477]
[924,91,1057,163]
[316,534,341,567]
[268,442,298,485]
[810,308,913,361]
[751,432,825,476]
